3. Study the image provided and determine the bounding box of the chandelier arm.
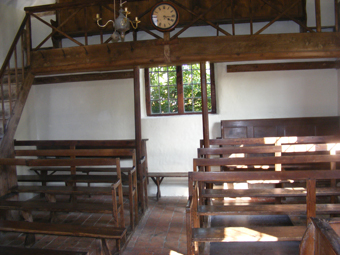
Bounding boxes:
[97,19,115,28]
[130,20,141,30]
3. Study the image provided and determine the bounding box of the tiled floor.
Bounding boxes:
[122,197,187,255]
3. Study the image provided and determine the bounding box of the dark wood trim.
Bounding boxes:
[33,71,134,85]
[227,61,340,73]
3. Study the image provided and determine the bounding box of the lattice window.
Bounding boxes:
[145,63,216,116]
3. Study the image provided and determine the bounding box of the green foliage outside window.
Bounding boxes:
[147,63,214,115]
[149,66,177,114]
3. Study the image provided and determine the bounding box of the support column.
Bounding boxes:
[200,62,211,178]
[200,62,209,150]
[133,66,145,211]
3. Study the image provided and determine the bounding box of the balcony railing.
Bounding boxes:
[22,0,339,51]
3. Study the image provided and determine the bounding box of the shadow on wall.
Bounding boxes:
[211,122,221,139]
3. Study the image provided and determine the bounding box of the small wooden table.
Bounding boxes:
[148,172,188,200]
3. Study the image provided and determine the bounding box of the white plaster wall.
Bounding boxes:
[0,4,25,65]
[28,78,135,140]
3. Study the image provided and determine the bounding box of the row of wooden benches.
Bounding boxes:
[0,139,149,254]
[187,135,340,255]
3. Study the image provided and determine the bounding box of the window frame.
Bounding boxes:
[145,63,216,116]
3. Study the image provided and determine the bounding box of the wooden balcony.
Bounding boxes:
[20,0,340,75]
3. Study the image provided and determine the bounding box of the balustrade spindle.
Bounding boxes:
[7,63,12,116]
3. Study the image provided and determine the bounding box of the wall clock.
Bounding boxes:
[150,2,179,32]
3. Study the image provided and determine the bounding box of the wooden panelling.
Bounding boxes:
[221,116,340,139]
[54,0,306,35]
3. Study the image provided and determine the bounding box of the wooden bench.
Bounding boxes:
[14,139,149,212]
[148,172,188,201]
[187,156,340,254]
[5,150,125,227]
[14,147,138,229]
[0,220,126,254]
[0,152,127,254]
[0,246,89,255]
[198,136,340,203]
[300,217,340,255]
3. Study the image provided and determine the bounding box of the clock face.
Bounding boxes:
[151,2,179,32]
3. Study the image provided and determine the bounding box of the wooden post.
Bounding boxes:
[306,178,316,225]
[200,62,210,154]
[133,66,145,211]
[200,62,212,194]
[315,0,321,32]
[25,13,31,66]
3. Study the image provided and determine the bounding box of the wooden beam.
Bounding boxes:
[227,61,340,73]
[33,71,134,85]
[30,32,340,75]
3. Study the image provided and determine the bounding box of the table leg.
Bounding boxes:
[151,177,164,201]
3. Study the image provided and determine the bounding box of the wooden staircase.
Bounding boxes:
[0,14,34,196]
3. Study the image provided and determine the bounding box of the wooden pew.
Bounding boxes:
[9,149,125,225]
[0,220,126,254]
[198,136,340,204]
[187,155,340,255]
[14,139,149,212]
[15,148,138,229]
[0,153,127,254]
[300,217,340,255]
[198,137,340,170]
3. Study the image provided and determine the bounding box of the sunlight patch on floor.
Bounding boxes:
[222,227,279,242]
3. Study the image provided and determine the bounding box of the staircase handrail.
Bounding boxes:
[0,14,29,80]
